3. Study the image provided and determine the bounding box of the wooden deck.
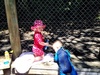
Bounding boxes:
[11,61,100,75]
[11,61,58,75]
[28,62,58,75]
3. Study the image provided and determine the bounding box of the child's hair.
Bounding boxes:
[51,38,63,44]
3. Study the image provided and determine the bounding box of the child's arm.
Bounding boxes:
[39,42,52,47]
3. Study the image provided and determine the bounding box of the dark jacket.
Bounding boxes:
[54,47,78,75]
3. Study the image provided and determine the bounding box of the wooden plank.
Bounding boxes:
[12,61,100,75]
[4,0,21,60]
[29,69,58,75]
[28,62,58,75]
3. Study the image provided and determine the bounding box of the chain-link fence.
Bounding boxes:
[0,0,100,69]
[0,0,10,55]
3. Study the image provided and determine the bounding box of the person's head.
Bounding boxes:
[52,40,63,52]
[31,20,46,32]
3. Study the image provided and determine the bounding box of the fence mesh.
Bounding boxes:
[0,0,100,69]
[0,0,9,55]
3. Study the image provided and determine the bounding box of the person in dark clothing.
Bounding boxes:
[52,40,78,75]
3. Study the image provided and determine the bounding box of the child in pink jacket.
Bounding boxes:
[31,20,51,62]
